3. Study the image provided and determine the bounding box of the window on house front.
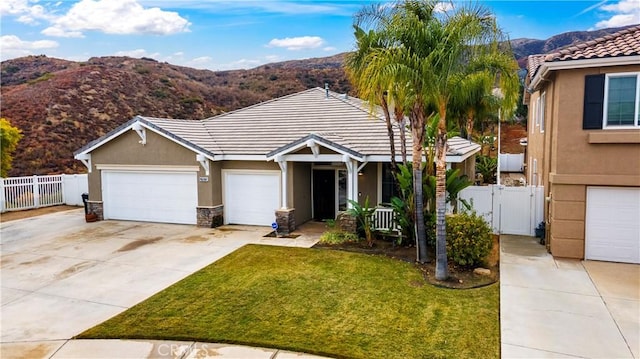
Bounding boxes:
[381,163,400,204]
[604,73,640,128]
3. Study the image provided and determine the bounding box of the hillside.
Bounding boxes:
[510,25,634,67]
[0,55,351,175]
[0,26,630,176]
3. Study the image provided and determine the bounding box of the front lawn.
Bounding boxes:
[78,245,499,358]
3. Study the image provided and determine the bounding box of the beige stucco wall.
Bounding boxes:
[293,162,312,225]
[358,162,378,206]
[552,65,640,181]
[87,129,215,207]
[529,64,640,259]
[452,154,476,181]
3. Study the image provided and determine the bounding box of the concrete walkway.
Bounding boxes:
[2,339,328,358]
[500,235,639,358]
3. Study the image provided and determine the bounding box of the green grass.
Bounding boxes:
[78,245,499,359]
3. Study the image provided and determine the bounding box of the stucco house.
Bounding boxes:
[524,25,640,264]
[74,87,480,233]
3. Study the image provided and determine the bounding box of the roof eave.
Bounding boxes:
[74,116,218,161]
[266,134,365,162]
[529,55,640,91]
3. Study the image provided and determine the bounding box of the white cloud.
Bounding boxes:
[267,36,325,50]
[596,0,640,28]
[114,48,160,58]
[0,34,59,60]
[41,27,84,38]
[265,55,281,62]
[434,1,454,13]
[188,56,213,66]
[323,46,337,52]
[42,0,191,37]
[0,0,54,24]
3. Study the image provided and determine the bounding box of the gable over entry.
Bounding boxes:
[267,133,368,213]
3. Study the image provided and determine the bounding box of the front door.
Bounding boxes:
[313,170,335,220]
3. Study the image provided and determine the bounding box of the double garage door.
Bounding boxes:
[101,169,280,227]
[102,170,198,225]
[585,187,640,264]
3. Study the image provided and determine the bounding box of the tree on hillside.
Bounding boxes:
[347,0,519,277]
[1,118,23,177]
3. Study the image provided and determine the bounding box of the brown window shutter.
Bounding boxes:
[583,74,605,129]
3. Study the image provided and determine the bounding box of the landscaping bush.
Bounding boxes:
[475,155,497,184]
[446,212,492,266]
[319,230,360,245]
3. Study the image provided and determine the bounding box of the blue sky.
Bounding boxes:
[1,0,638,70]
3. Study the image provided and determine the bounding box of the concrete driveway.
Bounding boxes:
[0,209,319,358]
[501,235,639,358]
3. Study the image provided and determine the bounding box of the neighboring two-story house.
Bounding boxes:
[524,25,640,264]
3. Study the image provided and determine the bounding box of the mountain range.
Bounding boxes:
[0,25,632,176]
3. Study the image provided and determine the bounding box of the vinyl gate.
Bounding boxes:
[459,185,544,236]
[1,174,88,212]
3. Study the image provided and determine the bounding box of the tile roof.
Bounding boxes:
[144,87,406,157]
[528,25,640,79]
[78,87,481,162]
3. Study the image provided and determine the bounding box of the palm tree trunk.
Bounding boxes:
[435,108,449,280]
[380,94,397,173]
[395,108,408,165]
[411,106,428,263]
[466,114,474,141]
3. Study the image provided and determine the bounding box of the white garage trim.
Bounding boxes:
[96,164,199,172]
[222,170,281,226]
[585,186,640,264]
[102,169,198,225]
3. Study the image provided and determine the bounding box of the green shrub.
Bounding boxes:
[476,155,497,184]
[319,230,360,245]
[347,196,375,247]
[446,212,492,266]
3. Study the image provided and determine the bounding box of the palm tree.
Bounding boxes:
[348,1,518,274]
[414,3,518,280]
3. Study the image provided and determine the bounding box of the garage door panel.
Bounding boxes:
[103,171,197,225]
[224,172,280,226]
[586,187,640,264]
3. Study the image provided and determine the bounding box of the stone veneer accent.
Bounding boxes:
[337,211,357,233]
[275,208,296,235]
[197,205,224,228]
[87,201,104,220]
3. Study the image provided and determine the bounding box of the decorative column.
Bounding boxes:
[275,156,295,234]
[344,155,354,208]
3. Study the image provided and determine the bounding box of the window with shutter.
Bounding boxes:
[583,74,605,129]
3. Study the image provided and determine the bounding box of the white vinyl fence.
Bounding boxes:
[499,153,525,172]
[459,185,544,236]
[1,174,88,212]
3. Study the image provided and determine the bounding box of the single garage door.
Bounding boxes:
[224,171,280,226]
[585,187,640,264]
[102,170,197,225]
